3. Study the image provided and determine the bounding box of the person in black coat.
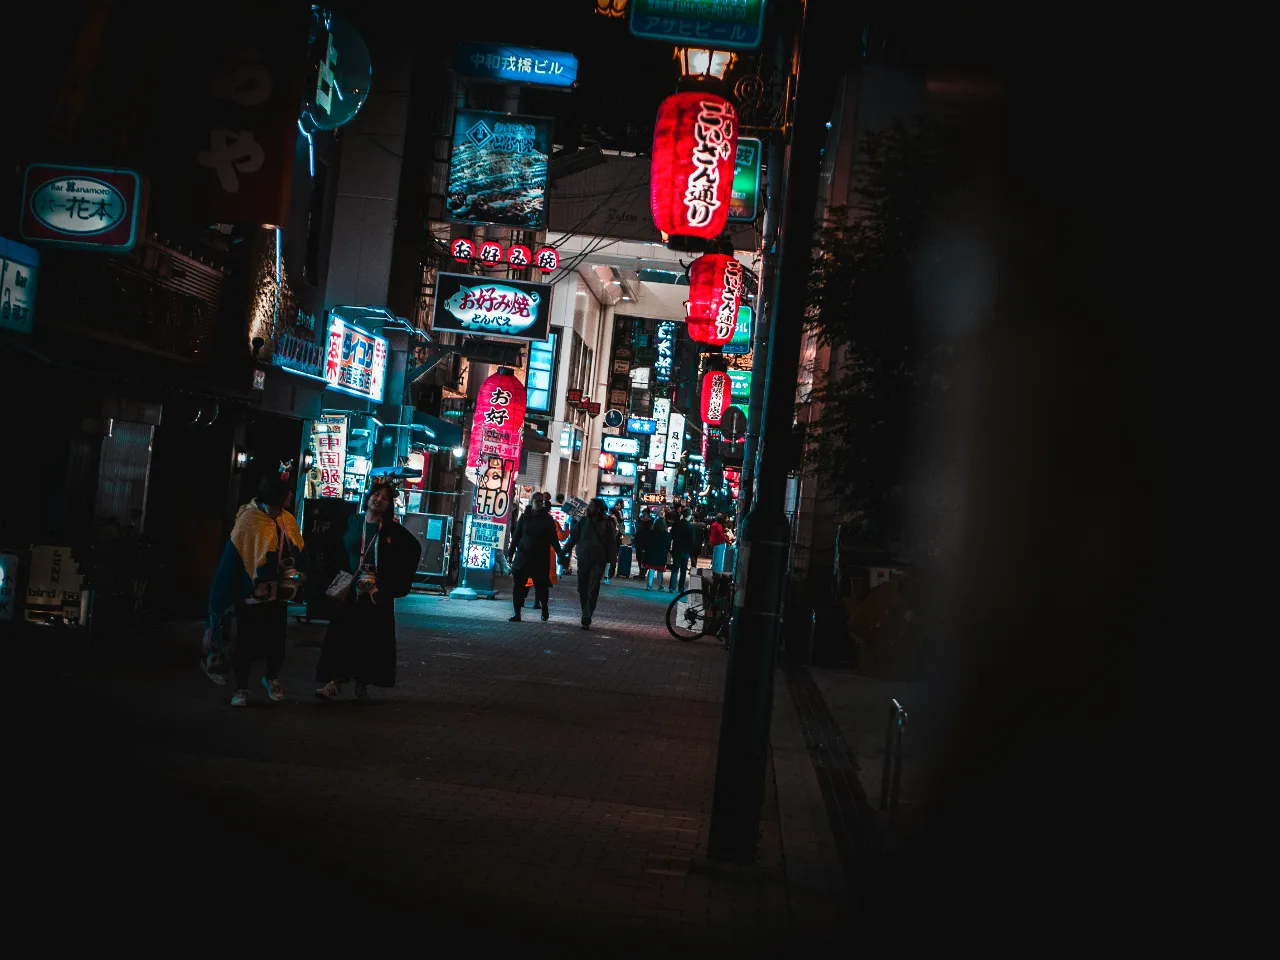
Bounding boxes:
[668,508,696,594]
[315,479,421,702]
[634,507,654,579]
[507,491,560,621]
[643,515,672,591]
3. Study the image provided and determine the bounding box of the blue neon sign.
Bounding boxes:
[454,43,578,89]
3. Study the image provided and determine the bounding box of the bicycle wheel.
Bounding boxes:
[667,588,709,640]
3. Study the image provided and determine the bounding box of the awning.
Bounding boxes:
[523,425,553,454]
[408,410,463,450]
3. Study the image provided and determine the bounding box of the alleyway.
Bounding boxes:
[22,573,849,950]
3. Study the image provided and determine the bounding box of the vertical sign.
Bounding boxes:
[0,552,17,621]
[665,411,686,465]
[728,138,762,222]
[721,304,753,355]
[313,415,347,499]
[649,397,671,471]
[0,237,39,334]
[655,320,675,382]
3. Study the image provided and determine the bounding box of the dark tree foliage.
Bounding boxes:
[803,114,972,548]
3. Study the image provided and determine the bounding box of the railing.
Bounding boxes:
[879,697,907,826]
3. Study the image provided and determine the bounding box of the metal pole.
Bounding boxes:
[708,0,843,863]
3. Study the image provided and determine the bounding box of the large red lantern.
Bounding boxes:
[701,370,731,425]
[464,370,527,522]
[687,253,744,346]
[650,91,739,243]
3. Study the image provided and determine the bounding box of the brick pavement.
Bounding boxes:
[22,571,850,949]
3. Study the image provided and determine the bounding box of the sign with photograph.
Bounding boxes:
[20,165,146,253]
[454,42,578,89]
[447,108,554,228]
[0,237,38,334]
[432,271,551,342]
[728,138,762,222]
[324,313,389,402]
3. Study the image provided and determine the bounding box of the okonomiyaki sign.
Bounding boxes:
[433,271,551,342]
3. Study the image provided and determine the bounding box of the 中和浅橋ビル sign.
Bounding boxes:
[447,109,554,229]
[20,165,147,253]
[454,43,578,89]
[630,0,766,51]
[433,272,552,342]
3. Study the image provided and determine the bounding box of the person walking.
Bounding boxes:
[635,507,654,580]
[668,508,695,594]
[315,479,421,702]
[644,512,672,591]
[560,498,615,629]
[507,491,559,621]
[604,503,624,583]
[205,464,305,707]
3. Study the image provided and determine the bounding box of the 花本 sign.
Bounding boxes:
[447,109,554,229]
[630,0,767,50]
[722,304,753,355]
[1,237,39,334]
[432,272,552,343]
[20,165,146,253]
[454,43,578,89]
[728,137,762,222]
[324,313,389,403]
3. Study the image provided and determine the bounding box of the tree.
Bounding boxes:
[803,114,973,549]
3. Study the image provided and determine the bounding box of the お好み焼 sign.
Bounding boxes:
[433,271,551,343]
[21,164,146,253]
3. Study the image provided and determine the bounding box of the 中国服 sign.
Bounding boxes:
[432,272,552,343]
[728,137,761,222]
[630,0,767,51]
[454,43,578,89]
[20,164,146,253]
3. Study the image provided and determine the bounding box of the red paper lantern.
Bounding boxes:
[534,246,559,273]
[598,452,617,470]
[687,253,744,346]
[650,91,739,243]
[701,370,731,425]
[507,244,531,268]
[451,237,474,262]
[465,371,528,525]
[478,241,504,264]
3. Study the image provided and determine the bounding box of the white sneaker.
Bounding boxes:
[354,682,370,702]
[230,689,250,707]
[315,681,342,700]
[261,677,284,702]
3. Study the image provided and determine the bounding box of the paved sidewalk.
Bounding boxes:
[21,571,850,948]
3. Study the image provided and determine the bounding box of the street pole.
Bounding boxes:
[708,0,843,863]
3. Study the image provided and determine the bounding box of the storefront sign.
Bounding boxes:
[614,459,638,477]
[447,109,554,228]
[604,409,625,428]
[627,416,658,435]
[324,313,389,402]
[648,397,671,471]
[432,271,552,342]
[0,237,38,334]
[534,246,559,273]
[728,138,762,222]
[24,545,82,622]
[599,474,634,487]
[603,436,641,456]
[728,369,752,400]
[300,11,371,133]
[311,415,347,499]
[665,411,686,465]
[454,42,579,89]
[20,165,146,252]
[466,370,528,488]
[722,304,753,355]
[470,519,505,546]
[655,320,675,382]
[451,237,475,262]
[631,0,766,50]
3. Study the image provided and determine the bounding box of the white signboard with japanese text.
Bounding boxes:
[648,398,671,471]
[665,412,686,465]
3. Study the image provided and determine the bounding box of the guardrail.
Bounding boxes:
[879,697,907,826]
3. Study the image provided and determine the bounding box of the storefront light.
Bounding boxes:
[675,47,737,81]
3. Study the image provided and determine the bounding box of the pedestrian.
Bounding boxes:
[707,512,732,607]
[668,507,695,594]
[205,462,305,707]
[560,497,615,629]
[315,479,422,702]
[635,506,654,580]
[604,502,624,583]
[507,491,560,621]
[644,512,672,591]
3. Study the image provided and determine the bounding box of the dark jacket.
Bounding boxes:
[608,511,624,559]
[563,514,616,570]
[642,518,672,569]
[670,518,695,555]
[340,514,421,599]
[509,508,559,569]
[635,515,653,553]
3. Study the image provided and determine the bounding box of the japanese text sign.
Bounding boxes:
[433,271,552,342]
[1,237,39,334]
[325,314,389,403]
[20,165,146,253]
[468,371,527,528]
[312,415,348,499]
[631,0,767,51]
[649,398,671,470]
[447,109,554,229]
[665,412,686,465]
[722,304,753,355]
[728,137,762,222]
[655,320,676,382]
[603,436,641,456]
[454,43,579,89]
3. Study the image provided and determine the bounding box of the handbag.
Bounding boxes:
[327,520,378,601]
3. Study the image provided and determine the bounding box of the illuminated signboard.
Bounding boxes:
[722,304,753,355]
[454,43,579,89]
[324,313,388,402]
[309,414,347,499]
[627,416,658,435]
[603,436,641,456]
[432,271,551,342]
[447,109,553,228]
[665,412,686,465]
[728,138,762,222]
[301,11,372,133]
[727,369,752,400]
[648,397,670,471]
[630,0,766,50]
[614,460,638,477]
[20,164,146,253]
[655,320,675,382]
[1,237,39,334]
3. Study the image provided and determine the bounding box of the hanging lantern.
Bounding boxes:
[507,244,531,268]
[701,370,730,425]
[464,369,528,499]
[650,91,739,244]
[686,253,744,346]
[478,241,505,265]
[534,246,559,273]
[451,237,474,262]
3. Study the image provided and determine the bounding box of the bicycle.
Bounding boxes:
[666,568,734,643]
